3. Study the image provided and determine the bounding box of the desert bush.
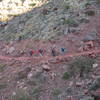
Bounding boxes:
[63,3,70,10]
[89,76,100,91]
[0,83,7,90]
[51,88,62,100]
[69,56,94,77]
[0,64,6,72]
[1,33,16,41]
[16,67,31,80]
[62,72,70,80]
[20,0,25,3]
[11,89,32,100]
[85,10,95,16]
[65,5,70,10]
[27,71,46,86]
[29,86,45,100]
[29,3,36,7]
[52,88,61,96]
[96,0,100,3]
[63,0,80,11]
[85,2,91,7]
[64,18,79,27]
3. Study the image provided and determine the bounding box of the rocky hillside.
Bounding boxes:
[0,0,99,41]
[0,0,100,100]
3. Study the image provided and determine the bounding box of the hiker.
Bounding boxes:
[29,50,34,56]
[60,48,65,54]
[51,48,56,57]
[38,49,44,56]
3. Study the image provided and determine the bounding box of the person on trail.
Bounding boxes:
[60,48,65,54]
[51,48,56,57]
[29,50,34,56]
[51,44,57,57]
[38,49,44,56]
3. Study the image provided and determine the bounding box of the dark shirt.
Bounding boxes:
[51,49,56,56]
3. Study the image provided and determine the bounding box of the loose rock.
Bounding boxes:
[42,64,50,71]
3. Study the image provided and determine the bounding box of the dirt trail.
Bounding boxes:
[0,49,100,62]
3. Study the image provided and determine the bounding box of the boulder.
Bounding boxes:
[42,64,50,71]
[82,35,95,42]
[7,47,15,54]
[82,30,98,42]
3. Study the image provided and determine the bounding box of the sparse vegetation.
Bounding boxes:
[65,5,70,10]
[89,76,100,91]
[79,18,90,23]
[64,3,70,10]
[69,56,95,77]
[62,72,70,80]
[20,0,25,3]
[8,14,20,17]
[30,86,44,99]
[11,89,32,100]
[16,67,31,80]
[0,0,100,100]
[85,10,95,16]
[0,33,16,41]
[96,0,100,3]
[52,88,61,96]
[0,83,7,90]
[17,71,27,80]
[27,79,37,86]
[0,64,6,72]
[27,71,46,86]
[64,18,79,27]
[85,2,91,7]
[51,88,62,100]
[29,3,36,7]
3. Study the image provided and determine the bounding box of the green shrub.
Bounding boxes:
[51,88,62,100]
[27,71,46,86]
[64,18,79,27]
[89,76,100,91]
[65,5,70,10]
[8,14,20,17]
[29,3,36,6]
[85,2,91,7]
[1,33,16,41]
[62,72,70,80]
[52,88,61,96]
[30,87,44,99]
[0,64,6,72]
[16,67,31,80]
[85,10,95,16]
[96,0,100,3]
[64,4,70,10]
[0,83,7,90]
[69,56,94,77]
[21,0,25,3]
